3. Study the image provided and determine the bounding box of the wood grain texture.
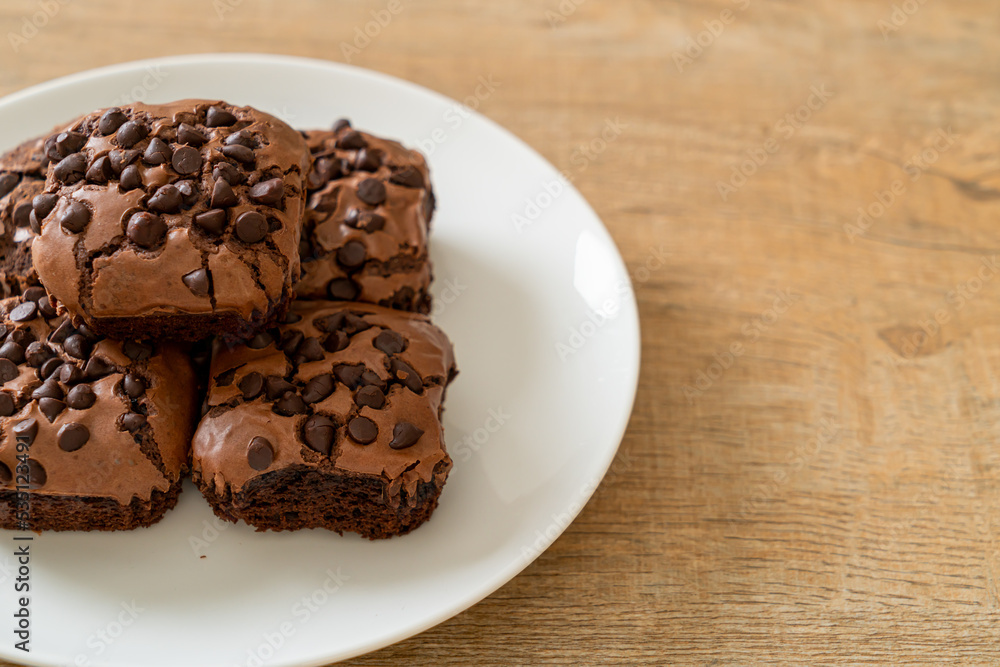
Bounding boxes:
[2,0,999,664]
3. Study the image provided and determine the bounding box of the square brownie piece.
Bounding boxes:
[192,300,457,539]
[0,290,199,531]
[297,121,435,313]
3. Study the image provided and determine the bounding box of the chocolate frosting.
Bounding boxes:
[297,124,435,311]
[192,301,456,508]
[0,292,198,503]
[31,100,311,332]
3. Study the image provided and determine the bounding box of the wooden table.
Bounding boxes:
[2,0,999,663]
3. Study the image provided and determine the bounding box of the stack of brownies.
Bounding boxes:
[0,100,456,539]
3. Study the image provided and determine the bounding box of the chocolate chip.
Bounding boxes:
[39,397,65,423]
[347,416,378,444]
[0,173,17,199]
[221,145,254,164]
[235,211,267,243]
[247,436,273,470]
[298,338,325,362]
[26,459,45,488]
[12,418,37,443]
[0,462,9,484]
[58,200,91,234]
[390,166,426,189]
[84,356,114,379]
[334,241,366,270]
[355,149,382,172]
[36,298,57,320]
[32,194,57,219]
[0,392,12,416]
[332,118,352,133]
[265,376,295,400]
[334,364,365,389]
[306,167,327,190]
[337,130,367,150]
[39,357,62,380]
[66,384,95,409]
[53,153,86,184]
[116,121,147,148]
[239,372,264,399]
[211,179,238,208]
[24,342,53,367]
[175,180,199,204]
[206,106,238,127]
[12,202,31,229]
[121,412,146,432]
[327,279,359,301]
[57,422,89,450]
[49,319,74,345]
[85,155,113,184]
[213,162,243,185]
[9,329,34,346]
[9,300,36,322]
[344,314,371,334]
[248,178,284,205]
[194,209,228,235]
[282,311,303,324]
[119,164,142,191]
[279,330,303,355]
[357,178,387,206]
[390,358,423,393]
[22,289,45,305]
[143,137,172,165]
[274,391,308,416]
[0,359,17,382]
[122,341,153,361]
[303,415,336,455]
[302,374,335,403]
[99,108,128,135]
[225,131,254,147]
[182,269,211,297]
[32,378,63,401]
[123,374,145,398]
[177,123,207,146]
[56,132,86,156]
[355,385,385,409]
[344,208,385,233]
[64,334,90,359]
[389,422,424,449]
[246,332,273,349]
[109,148,140,174]
[171,146,202,175]
[58,363,85,384]
[322,330,349,353]
[374,330,407,355]
[0,341,24,364]
[148,184,183,213]
[76,323,100,341]
[127,212,167,248]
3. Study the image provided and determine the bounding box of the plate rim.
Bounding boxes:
[0,53,642,666]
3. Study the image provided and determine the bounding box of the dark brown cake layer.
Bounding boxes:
[0,480,181,532]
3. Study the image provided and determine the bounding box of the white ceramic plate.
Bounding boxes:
[0,54,640,667]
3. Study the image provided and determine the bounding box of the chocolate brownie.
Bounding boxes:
[0,135,50,298]
[30,100,312,341]
[0,290,198,531]
[192,301,457,539]
[298,121,435,313]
